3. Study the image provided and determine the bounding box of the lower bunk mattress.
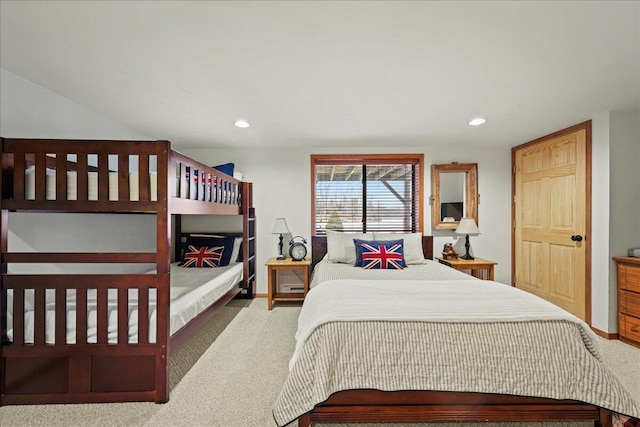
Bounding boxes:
[5,262,243,345]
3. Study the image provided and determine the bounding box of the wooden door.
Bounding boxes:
[512,122,591,322]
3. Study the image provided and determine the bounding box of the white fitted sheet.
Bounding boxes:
[6,262,243,344]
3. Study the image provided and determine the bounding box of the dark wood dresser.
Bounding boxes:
[614,256,640,348]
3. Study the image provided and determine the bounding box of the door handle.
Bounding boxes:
[571,235,583,242]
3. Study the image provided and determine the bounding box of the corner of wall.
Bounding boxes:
[590,112,612,332]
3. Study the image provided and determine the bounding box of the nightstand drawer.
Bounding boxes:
[619,290,640,318]
[620,314,640,344]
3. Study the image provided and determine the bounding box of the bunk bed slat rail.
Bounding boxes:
[3,140,165,208]
[169,150,243,211]
[4,273,160,346]
[2,139,244,215]
[4,252,158,263]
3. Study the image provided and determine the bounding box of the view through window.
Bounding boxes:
[312,154,423,235]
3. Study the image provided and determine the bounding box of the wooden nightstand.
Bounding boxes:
[436,257,497,281]
[265,257,310,310]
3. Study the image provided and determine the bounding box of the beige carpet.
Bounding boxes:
[1,298,638,427]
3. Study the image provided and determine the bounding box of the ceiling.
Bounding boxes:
[1,1,638,150]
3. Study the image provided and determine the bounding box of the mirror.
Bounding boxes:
[431,163,478,230]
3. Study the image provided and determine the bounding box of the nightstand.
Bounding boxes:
[265,257,310,310]
[436,257,497,281]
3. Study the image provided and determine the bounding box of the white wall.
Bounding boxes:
[1,69,153,140]
[608,112,640,331]
[609,112,640,256]
[182,144,512,294]
[591,112,612,331]
[591,111,640,333]
[8,212,156,274]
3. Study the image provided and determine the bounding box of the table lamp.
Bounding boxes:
[271,218,290,260]
[455,217,480,260]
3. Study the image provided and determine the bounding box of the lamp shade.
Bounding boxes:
[455,217,480,235]
[271,218,290,235]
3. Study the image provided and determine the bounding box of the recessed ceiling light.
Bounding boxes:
[468,118,487,126]
[234,119,250,128]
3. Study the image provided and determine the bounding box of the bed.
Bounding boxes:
[0,138,256,405]
[273,233,640,427]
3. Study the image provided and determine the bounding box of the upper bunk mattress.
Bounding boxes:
[25,168,158,201]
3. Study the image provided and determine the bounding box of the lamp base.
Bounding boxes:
[276,234,285,260]
[461,234,474,260]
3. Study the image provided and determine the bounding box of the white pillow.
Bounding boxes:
[326,230,373,264]
[373,232,424,264]
[231,237,242,262]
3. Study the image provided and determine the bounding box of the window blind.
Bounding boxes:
[313,158,421,235]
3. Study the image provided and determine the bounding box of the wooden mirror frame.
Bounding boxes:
[431,163,478,230]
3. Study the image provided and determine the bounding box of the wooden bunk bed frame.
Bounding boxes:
[0,138,256,406]
[303,235,613,427]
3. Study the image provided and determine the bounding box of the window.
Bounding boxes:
[312,154,424,235]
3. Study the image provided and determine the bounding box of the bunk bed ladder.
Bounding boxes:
[239,182,255,298]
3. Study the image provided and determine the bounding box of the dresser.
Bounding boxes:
[613,257,640,348]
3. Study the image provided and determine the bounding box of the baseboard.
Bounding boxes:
[591,327,619,340]
[254,293,267,298]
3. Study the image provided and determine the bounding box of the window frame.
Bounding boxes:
[311,154,424,236]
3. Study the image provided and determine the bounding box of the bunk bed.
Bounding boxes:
[273,235,640,427]
[0,138,256,406]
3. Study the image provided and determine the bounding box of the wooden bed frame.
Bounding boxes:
[303,235,613,427]
[0,138,256,406]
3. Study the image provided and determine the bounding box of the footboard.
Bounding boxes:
[298,390,613,427]
[1,273,169,405]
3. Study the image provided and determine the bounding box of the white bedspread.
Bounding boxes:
[290,279,598,369]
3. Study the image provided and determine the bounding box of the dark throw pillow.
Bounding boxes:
[360,241,405,270]
[353,239,404,267]
[181,245,224,268]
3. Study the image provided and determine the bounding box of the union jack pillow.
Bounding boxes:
[181,245,224,268]
[360,242,405,270]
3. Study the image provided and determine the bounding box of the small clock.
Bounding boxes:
[289,236,308,261]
